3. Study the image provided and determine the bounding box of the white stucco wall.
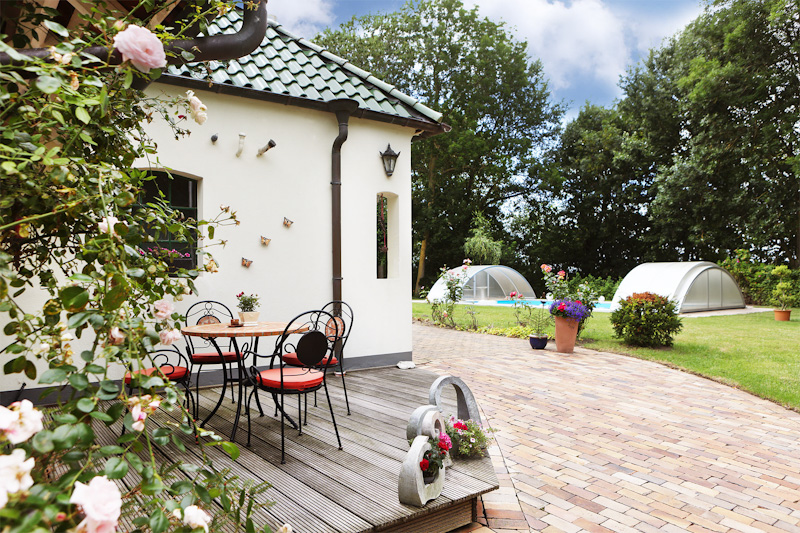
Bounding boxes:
[144,83,414,367]
[0,84,417,396]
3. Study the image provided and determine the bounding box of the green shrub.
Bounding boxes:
[611,292,683,347]
[719,250,800,306]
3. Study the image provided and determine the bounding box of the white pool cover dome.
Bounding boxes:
[427,265,536,302]
[611,261,745,313]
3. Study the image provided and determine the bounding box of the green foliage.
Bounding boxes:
[463,212,502,265]
[430,261,471,327]
[0,2,270,531]
[315,0,563,292]
[719,250,800,306]
[611,293,683,347]
[445,416,493,458]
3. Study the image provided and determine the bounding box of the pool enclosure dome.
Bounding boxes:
[426,265,536,302]
[611,261,745,313]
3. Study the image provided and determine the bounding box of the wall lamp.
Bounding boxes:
[380,144,400,177]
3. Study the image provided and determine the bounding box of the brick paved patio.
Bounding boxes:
[412,323,800,533]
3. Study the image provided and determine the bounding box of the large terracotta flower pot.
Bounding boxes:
[774,309,791,321]
[554,316,579,353]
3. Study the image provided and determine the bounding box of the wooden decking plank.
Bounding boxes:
[155,406,370,533]
[197,400,420,527]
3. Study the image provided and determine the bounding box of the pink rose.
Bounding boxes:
[557,270,566,279]
[0,449,35,495]
[175,505,211,532]
[70,476,121,533]
[98,216,119,236]
[509,291,517,298]
[113,25,166,73]
[153,299,173,320]
[108,327,125,346]
[159,328,181,346]
[0,400,44,444]
[186,90,208,125]
[540,264,552,273]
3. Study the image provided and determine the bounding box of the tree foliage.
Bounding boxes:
[315,0,563,292]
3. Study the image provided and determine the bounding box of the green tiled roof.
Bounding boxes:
[165,10,446,132]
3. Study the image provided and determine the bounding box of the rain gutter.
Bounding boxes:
[327,98,360,305]
[0,0,268,73]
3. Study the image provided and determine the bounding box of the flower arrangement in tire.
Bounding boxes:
[549,300,591,353]
[420,434,451,484]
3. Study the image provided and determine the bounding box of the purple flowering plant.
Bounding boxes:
[549,299,591,321]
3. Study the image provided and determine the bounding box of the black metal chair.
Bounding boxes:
[246,309,342,464]
[123,347,194,431]
[281,300,353,415]
[183,300,243,418]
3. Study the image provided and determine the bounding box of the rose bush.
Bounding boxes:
[0,2,275,532]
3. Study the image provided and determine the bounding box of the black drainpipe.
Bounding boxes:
[327,99,360,306]
[0,0,267,68]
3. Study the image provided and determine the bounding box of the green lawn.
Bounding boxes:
[412,302,800,411]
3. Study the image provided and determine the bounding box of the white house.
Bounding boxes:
[145,13,447,369]
[0,10,447,400]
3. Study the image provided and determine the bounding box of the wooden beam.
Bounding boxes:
[147,0,181,29]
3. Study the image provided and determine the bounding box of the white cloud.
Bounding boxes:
[467,0,629,92]
[267,0,336,38]
[626,5,703,56]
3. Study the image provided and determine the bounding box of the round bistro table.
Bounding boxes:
[181,321,305,442]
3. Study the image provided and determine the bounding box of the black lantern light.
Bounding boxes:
[380,144,400,177]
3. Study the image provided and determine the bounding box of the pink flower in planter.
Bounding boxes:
[70,476,122,533]
[113,24,166,73]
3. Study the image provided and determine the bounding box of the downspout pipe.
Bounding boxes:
[328,98,360,307]
[0,0,267,67]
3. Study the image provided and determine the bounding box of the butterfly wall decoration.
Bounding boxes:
[283,217,293,228]
[241,257,253,268]
[260,236,271,246]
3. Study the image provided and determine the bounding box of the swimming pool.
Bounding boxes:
[461,299,613,312]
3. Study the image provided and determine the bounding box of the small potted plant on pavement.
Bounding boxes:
[771,265,797,321]
[549,299,591,354]
[236,292,261,325]
[528,306,552,349]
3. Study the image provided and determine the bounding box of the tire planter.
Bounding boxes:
[554,316,579,353]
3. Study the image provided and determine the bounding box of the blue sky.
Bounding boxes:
[268,0,704,121]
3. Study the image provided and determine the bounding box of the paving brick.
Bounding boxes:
[413,324,800,533]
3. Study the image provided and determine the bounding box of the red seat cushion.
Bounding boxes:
[254,367,324,391]
[124,365,189,384]
[190,351,241,363]
[281,352,338,367]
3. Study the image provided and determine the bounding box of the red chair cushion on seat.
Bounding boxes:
[190,351,240,363]
[124,366,189,384]
[281,352,338,367]
[255,367,324,391]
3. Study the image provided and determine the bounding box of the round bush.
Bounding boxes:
[611,292,683,347]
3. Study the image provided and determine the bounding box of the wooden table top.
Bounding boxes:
[181,321,298,338]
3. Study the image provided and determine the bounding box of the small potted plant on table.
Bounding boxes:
[236,292,261,325]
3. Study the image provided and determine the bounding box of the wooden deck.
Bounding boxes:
[101,367,498,533]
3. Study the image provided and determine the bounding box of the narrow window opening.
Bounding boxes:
[377,194,388,279]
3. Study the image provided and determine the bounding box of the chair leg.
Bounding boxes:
[279,393,286,464]
[304,394,309,426]
[339,362,351,415]
[323,381,342,451]
[192,363,201,420]
[229,361,236,403]
[297,395,303,435]
[246,390,253,447]
[253,388,265,417]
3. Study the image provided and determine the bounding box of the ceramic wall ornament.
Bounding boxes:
[260,236,271,246]
[399,409,448,506]
[283,217,293,228]
[241,257,253,268]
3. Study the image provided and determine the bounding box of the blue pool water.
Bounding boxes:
[464,299,613,311]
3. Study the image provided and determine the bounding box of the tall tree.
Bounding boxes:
[315,0,563,292]
[621,0,800,263]
[544,104,656,276]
